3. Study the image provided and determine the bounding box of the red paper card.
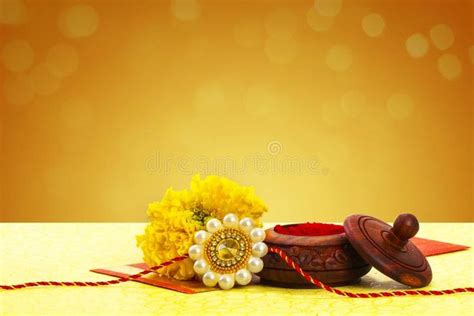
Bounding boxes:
[91,263,217,294]
[91,237,469,294]
[412,237,469,257]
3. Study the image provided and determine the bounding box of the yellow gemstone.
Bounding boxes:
[217,238,240,260]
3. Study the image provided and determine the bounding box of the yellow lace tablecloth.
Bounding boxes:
[1,223,473,315]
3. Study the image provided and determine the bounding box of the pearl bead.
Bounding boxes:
[250,228,265,243]
[218,274,235,290]
[223,213,238,228]
[252,242,268,258]
[235,269,252,286]
[202,271,218,287]
[206,218,222,233]
[247,257,263,273]
[188,244,202,260]
[194,230,208,245]
[239,217,254,232]
[193,259,209,275]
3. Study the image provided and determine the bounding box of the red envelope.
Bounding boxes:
[91,263,217,294]
[412,237,469,257]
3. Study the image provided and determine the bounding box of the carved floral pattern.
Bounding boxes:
[263,243,368,271]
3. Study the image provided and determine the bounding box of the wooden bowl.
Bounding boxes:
[258,225,372,287]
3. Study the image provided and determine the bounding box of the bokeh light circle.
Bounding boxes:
[306,7,334,32]
[430,24,454,50]
[406,33,429,58]
[361,13,385,38]
[171,0,200,21]
[437,53,462,80]
[314,0,343,17]
[58,4,99,38]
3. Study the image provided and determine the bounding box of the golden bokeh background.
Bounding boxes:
[0,0,472,222]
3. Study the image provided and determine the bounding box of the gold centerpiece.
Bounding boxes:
[204,228,251,274]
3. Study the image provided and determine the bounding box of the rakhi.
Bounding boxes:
[188,213,267,289]
[1,175,473,298]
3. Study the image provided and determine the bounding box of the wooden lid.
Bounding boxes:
[344,213,432,287]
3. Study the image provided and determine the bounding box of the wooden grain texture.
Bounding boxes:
[259,227,371,287]
[344,213,432,287]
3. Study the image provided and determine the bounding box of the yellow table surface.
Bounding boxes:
[1,223,473,315]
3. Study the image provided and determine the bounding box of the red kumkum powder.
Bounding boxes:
[274,222,345,236]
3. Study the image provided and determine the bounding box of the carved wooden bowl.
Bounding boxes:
[259,225,372,287]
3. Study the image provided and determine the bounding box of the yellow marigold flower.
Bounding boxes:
[136,175,268,280]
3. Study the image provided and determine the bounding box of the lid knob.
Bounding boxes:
[387,213,419,249]
[344,213,432,287]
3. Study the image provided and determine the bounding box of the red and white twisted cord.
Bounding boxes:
[1,248,473,298]
[268,247,473,298]
[0,255,189,290]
